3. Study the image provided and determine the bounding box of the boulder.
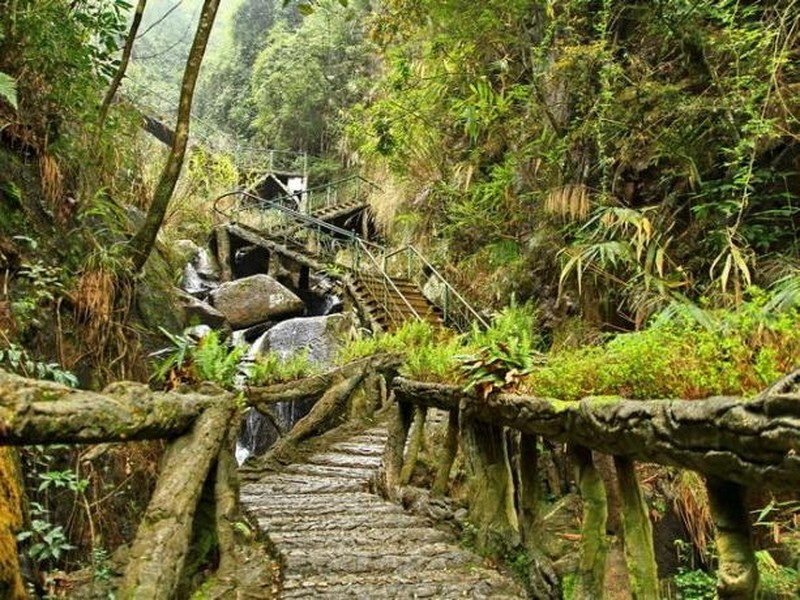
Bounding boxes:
[211,274,304,328]
[180,294,227,329]
[254,313,354,366]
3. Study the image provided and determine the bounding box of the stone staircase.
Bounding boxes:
[350,273,443,331]
[240,426,524,599]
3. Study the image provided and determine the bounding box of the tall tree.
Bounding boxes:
[126,0,221,272]
[98,0,148,127]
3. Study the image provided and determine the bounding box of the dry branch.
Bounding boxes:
[392,377,800,489]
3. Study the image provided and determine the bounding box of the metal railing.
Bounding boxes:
[255,175,381,215]
[383,246,490,331]
[213,189,484,332]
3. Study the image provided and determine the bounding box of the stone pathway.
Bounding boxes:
[240,426,524,599]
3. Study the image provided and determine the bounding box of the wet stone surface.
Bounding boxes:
[240,426,525,598]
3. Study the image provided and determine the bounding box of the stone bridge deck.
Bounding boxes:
[240,426,524,599]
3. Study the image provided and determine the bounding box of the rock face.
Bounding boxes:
[254,313,354,365]
[211,274,304,328]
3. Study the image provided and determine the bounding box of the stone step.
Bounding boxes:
[255,510,425,533]
[240,491,384,510]
[306,452,383,469]
[280,463,374,480]
[326,442,384,456]
[269,525,449,549]
[244,475,368,495]
[281,569,522,599]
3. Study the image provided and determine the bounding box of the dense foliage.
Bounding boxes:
[348,0,800,326]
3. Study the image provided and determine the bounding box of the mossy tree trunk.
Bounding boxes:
[98,0,147,127]
[119,404,234,599]
[570,444,608,600]
[706,477,758,599]
[399,405,427,485]
[460,414,519,551]
[383,400,413,498]
[126,0,220,273]
[432,409,459,496]
[0,447,25,600]
[614,455,659,599]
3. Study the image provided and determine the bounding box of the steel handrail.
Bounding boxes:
[383,245,489,330]
[213,188,484,331]
[213,190,383,251]
[354,238,421,326]
[264,175,382,214]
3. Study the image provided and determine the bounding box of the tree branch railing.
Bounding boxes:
[0,354,400,599]
[386,371,800,599]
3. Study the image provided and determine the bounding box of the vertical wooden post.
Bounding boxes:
[705,477,758,599]
[570,444,608,600]
[214,423,239,575]
[614,455,659,599]
[214,226,232,282]
[460,408,519,550]
[432,409,460,496]
[382,400,413,499]
[517,433,540,548]
[400,406,428,485]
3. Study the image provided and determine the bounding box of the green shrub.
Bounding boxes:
[247,350,318,386]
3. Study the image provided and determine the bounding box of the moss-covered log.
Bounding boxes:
[706,478,758,599]
[119,403,235,600]
[0,371,225,444]
[382,399,413,498]
[461,416,519,551]
[570,444,608,600]
[246,353,401,409]
[392,377,800,489]
[614,455,659,599]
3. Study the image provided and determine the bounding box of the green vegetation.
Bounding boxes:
[247,349,319,386]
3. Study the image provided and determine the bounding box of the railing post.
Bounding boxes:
[614,456,659,600]
[432,409,460,496]
[569,444,608,600]
[705,477,758,599]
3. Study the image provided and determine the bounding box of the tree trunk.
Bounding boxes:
[570,444,608,600]
[460,412,519,551]
[0,447,25,600]
[614,455,659,599]
[119,403,234,599]
[126,0,221,273]
[706,477,758,599]
[98,0,147,127]
[432,408,459,496]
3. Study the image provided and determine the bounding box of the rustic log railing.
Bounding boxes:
[387,371,800,600]
[0,354,400,599]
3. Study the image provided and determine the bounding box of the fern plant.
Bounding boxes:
[0,72,18,110]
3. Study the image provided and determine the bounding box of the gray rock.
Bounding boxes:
[174,239,203,266]
[180,293,228,329]
[211,274,304,328]
[256,313,354,366]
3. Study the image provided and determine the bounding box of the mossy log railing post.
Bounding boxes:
[0,447,25,599]
[705,477,758,599]
[119,403,235,600]
[432,408,459,496]
[214,225,233,282]
[614,455,659,600]
[383,399,414,497]
[399,405,427,485]
[569,444,608,600]
[460,402,519,550]
[517,432,540,548]
[214,423,239,576]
